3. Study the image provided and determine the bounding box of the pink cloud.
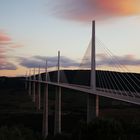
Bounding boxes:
[10,43,23,48]
[0,47,6,54]
[48,0,140,21]
[0,31,11,43]
[0,31,23,70]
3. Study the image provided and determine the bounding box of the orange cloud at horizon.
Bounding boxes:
[0,66,139,77]
[0,66,27,77]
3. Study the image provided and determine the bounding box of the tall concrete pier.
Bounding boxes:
[42,60,49,138]
[32,68,36,102]
[54,86,61,135]
[87,21,99,123]
[42,84,48,137]
[28,69,32,96]
[54,51,61,134]
[37,67,41,110]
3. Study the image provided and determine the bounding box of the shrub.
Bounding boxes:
[72,118,123,140]
[0,125,41,140]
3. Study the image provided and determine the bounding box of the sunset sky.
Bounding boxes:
[0,0,140,76]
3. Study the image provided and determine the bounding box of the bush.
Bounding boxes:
[72,118,123,140]
[52,133,70,140]
[0,125,41,140]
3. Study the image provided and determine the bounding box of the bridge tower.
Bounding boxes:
[87,20,99,123]
[42,60,49,138]
[36,66,41,110]
[32,68,36,102]
[28,69,32,96]
[54,51,61,135]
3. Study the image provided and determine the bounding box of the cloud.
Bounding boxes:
[48,0,140,21]
[10,43,23,48]
[18,55,79,68]
[18,57,45,68]
[0,55,6,63]
[0,54,17,70]
[97,54,140,66]
[0,31,22,70]
[0,47,6,54]
[0,62,17,70]
[0,31,11,44]
[17,54,140,71]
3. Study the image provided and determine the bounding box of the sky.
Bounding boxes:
[0,0,140,77]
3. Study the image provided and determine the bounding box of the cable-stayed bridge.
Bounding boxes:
[25,21,140,138]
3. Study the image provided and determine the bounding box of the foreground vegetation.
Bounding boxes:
[0,77,140,140]
[0,125,41,140]
[1,117,139,140]
[47,118,140,140]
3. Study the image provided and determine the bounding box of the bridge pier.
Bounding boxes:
[36,82,41,110]
[32,81,36,102]
[32,68,36,102]
[54,86,61,135]
[35,66,41,110]
[28,69,32,96]
[25,79,28,90]
[96,95,99,117]
[87,94,99,123]
[42,84,48,138]
[87,20,99,123]
[28,81,32,96]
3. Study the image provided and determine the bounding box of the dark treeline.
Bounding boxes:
[0,77,24,89]
[0,117,140,140]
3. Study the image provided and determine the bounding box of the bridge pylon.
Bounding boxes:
[87,20,99,123]
[54,51,61,135]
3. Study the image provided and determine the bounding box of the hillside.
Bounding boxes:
[0,71,140,139]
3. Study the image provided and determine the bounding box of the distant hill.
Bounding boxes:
[39,70,140,92]
[0,76,24,89]
[0,71,140,135]
[1,70,140,92]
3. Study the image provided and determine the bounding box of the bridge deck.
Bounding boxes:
[29,80,140,105]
